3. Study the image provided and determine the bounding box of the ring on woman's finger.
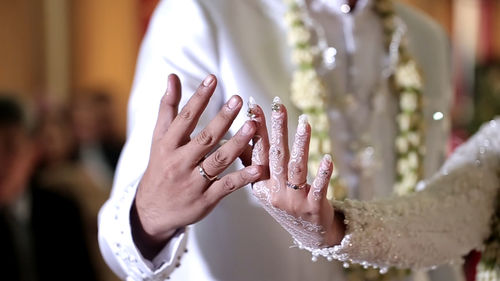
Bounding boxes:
[198,163,219,182]
[286,181,307,190]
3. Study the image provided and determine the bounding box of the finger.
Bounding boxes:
[248,99,270,167]
[269,97,289,192]
[200,120,257,178]
[165,74,217,146]
[153,74,182,138]
[182,95,243,162]
[204,165,263,205]
[287,114,311,187]
[308,154,333,202]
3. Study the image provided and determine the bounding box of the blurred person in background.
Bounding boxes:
[71,91,125,190]
[34,104,120,281]
[0,95,98,281]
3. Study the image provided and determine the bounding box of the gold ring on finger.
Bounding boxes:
[198,163,219,182]
[286,181,307,190]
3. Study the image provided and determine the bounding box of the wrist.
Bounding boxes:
[130,198,177,259]
[324,211,346,247]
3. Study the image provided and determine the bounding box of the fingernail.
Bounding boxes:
[203,75,215,87]
[298,114,308,133]
[247,166,260,175]
[323,154,332,163]
[242,121,253,135]
[227,96,239,109]
[271,96,281,112]
[247,96,257,119]
[299,114,308,125]
[248,96,256,109]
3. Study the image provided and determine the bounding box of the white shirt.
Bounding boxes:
[98,0,453,280]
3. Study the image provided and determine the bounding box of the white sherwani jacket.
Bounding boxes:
[98,0,497,281]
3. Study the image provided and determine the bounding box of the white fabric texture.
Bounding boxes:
[296,119,500,270]
[98,0,456,280]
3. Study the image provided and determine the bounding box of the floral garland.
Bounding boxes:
[283,0,424,202]
[283,0,423,279]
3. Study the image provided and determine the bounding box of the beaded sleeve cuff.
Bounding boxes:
[99,177,189,281]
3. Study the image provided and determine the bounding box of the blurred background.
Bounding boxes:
[0,0,498,281]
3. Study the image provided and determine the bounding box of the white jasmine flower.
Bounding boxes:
[287,25,311,46]
[284,9,301,26]
[291,70,325,109]
[407,132,420,146]
[395,60,422,88]
[396,136,409,153]
[407,151,419,169]
[291,48,314,65]
[400,92,418,112]
[310,113,329,132]
[401,172,418,189]
[397,113,411,131]
[395,180,413,195]
[397,158,410,175]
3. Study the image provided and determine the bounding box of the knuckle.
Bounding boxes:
[213,150,230,167]
[222,177,238,193]
[179,108,193,121]
[195,87,206,97]
[200,193,213,208]
[233,134,248,147]
[195,130,214,146]
[160,94,170,107]
[288,201,298,214]
[161,163,177,180]
[290,164,303,175]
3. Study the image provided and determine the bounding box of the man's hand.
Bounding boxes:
[131,74,264,258]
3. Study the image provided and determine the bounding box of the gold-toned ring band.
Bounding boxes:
[198,164,218,182]
[286,181,307,190]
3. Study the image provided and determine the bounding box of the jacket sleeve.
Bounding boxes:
[98,0,223,280]
[301,119,500,271]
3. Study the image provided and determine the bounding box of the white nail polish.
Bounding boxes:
[271,96,281,112]
[247,96,257,119]
[248,96,256,109]
[323,154,332,162]
[298,114,308,125]
[297,114,308,134]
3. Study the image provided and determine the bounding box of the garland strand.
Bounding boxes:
[283,0,424,202]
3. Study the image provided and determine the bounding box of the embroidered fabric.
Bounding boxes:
[294,119,500,270]
[98,177,188,281]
